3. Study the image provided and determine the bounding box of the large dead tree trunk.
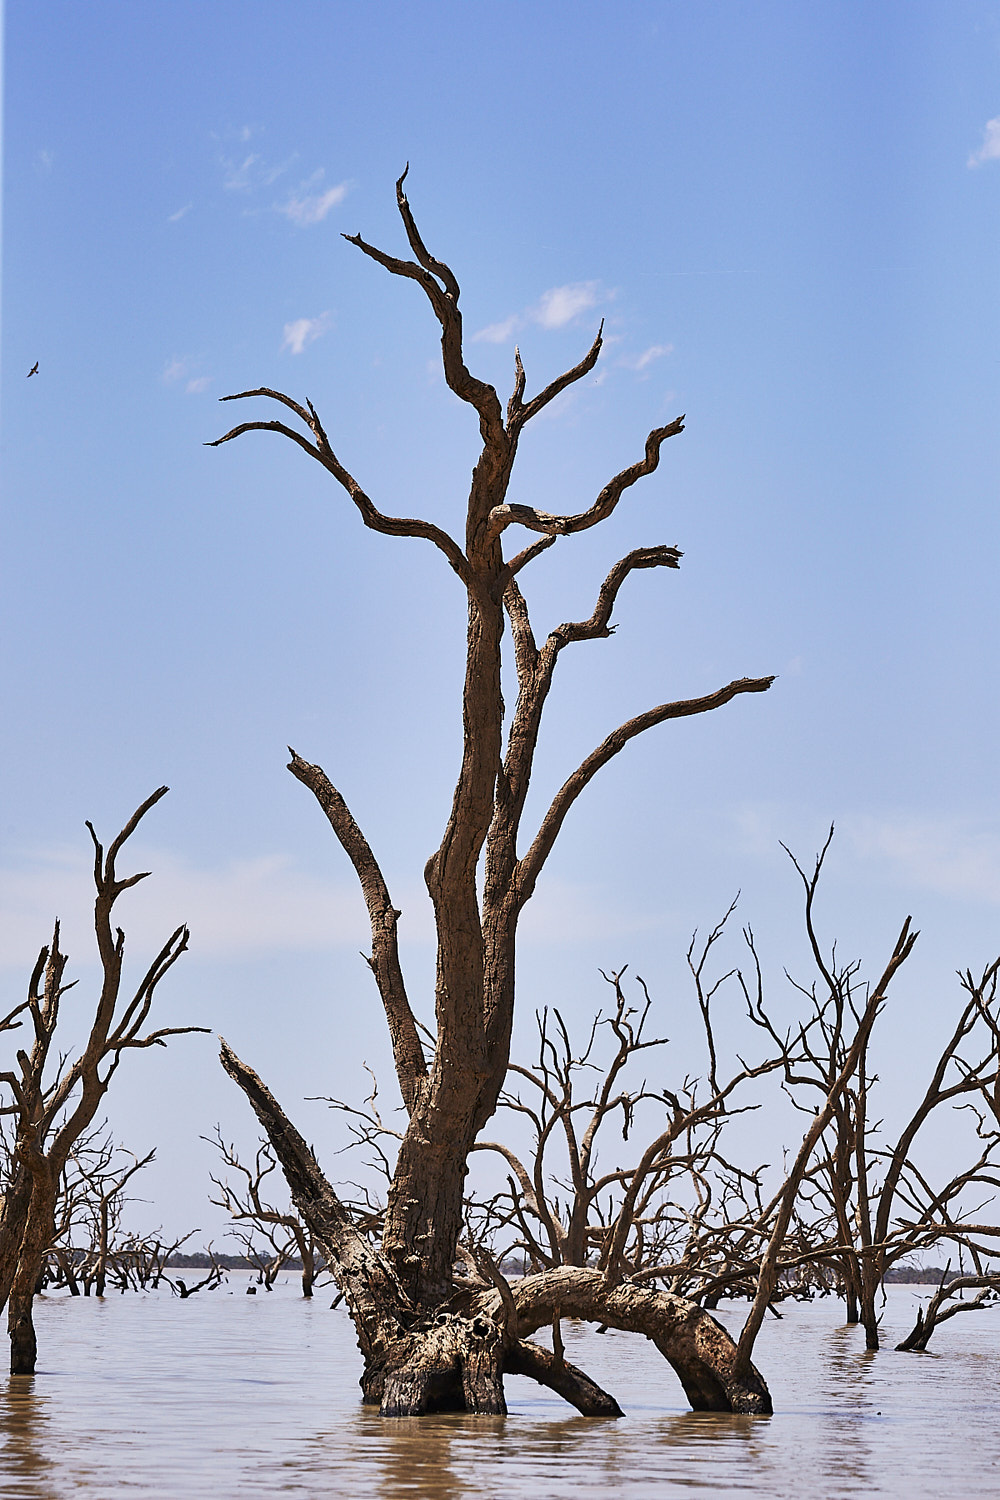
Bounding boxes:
[221,1045,771,1414]
[213,172,774,1415]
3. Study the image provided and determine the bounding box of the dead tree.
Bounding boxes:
[465,922,785,1295]
[735,833,1000,1356]
[211,171,774,1416]
[44,1127,156,1296]
[0,789,207,1373]
[896,1262,1000,1351]
[207,1127,326,1296]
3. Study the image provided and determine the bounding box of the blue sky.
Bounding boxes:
[2,0,1000,1235]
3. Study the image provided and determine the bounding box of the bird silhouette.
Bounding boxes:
[27,362,39,377]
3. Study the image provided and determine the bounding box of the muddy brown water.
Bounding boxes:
[0,1278,997,1498]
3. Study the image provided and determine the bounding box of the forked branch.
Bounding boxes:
[506,325,604,436]
[344,168,504,445]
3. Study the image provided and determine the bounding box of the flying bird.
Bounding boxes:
[27,362,39,377]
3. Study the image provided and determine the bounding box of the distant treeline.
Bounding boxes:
[883,1267,947,1284]
[164,1252,947,1284]
[166,1253,305,1270]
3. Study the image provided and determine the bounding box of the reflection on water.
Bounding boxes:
[0,1281,997,1498]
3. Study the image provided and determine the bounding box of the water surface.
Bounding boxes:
[0,1279,996,1498]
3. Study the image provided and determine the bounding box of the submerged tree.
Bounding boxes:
[211,172,774,1416]
[0,790,206,1372]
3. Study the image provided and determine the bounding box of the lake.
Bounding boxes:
[0,1277,997,1498]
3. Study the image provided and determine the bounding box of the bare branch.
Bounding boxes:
[287,752,427,1113]
[507,324,604,436]
[208,391,471,583]
[343,170,505,445]
[487,417,685,540]
[517,676,775,907]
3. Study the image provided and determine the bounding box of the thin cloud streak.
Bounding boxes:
[473,281,604,343]
[281,312,333,354]
[277,172,349,226]
[847,815,1000,906]
[618,343,673,371]
[969,117,1000,167]
[0,848,370,970]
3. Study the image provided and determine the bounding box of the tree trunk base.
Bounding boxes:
[355,1271,771,1418]
[367,1311,508,1415]
[9,1305,37,1375]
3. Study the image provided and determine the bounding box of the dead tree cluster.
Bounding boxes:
[768,834,1000,1351]
[206,1126,330,1296]
[0,790,206,1371]
[460,835,1000,1363]
[332,846,1000,1370]
[9,177,994,1412]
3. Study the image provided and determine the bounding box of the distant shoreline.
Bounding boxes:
[164,1253,951,1285]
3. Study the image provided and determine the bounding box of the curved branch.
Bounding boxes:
[550,546,682,648]
[505,1266,771,1413]
[504,1339,623,1417]
[287,752,427,1114]
[488,417,685,540]
[208,392,471,584]
[517,676,776,907]
[393,163,461,301]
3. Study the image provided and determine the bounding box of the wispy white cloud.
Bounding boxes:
[163,357,210,393]
[223,152,261,192]
[846,815,1000,906]
[220,140,297,195]
[473,281,606,344]
[0,848,378,970]
[618,343,673,372]
[969,117,1000,167]
[281,312,333,355]
[276,171,349,226]
[36,148,54,174]
[534,281,600,329]
[168,203,193,223]
[474,316,521,345]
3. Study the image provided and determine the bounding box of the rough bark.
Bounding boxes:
[507,1268,771,1414]
[8,1170,56,1375]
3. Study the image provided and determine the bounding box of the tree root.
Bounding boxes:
[504,1338,623,1417]
[374,1311,508,1415]
[507,1267,772,1415]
